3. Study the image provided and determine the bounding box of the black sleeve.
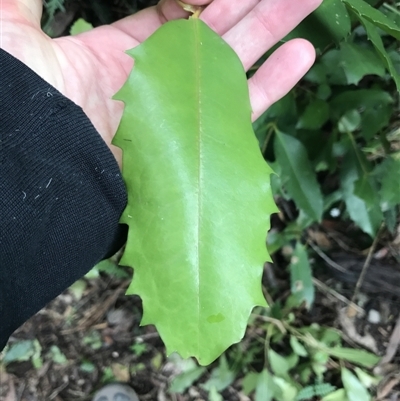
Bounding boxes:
[0,49,128,351]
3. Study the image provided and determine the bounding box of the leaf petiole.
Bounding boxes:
[176,0,204,18]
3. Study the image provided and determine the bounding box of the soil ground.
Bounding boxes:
[1,223,399,401]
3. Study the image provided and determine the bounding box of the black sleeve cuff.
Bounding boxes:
[0,49,127,350]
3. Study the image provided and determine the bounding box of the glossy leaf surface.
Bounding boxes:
[113,19,276,365]
[274,130,323,222]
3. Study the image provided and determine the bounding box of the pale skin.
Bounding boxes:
[1,0,322,166]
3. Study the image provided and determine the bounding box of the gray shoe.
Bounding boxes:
[92,383,140,401]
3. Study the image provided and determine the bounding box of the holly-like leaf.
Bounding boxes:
[340,144,383,237]
[113,19,276,365]
[330,89,393,139]
[339,42,385,85]
[286,0,351,51]
[341,367,372,401]
[343,0,400,40]
[296,99,330,130]
[274,130,323,222]
[343,6,400,89]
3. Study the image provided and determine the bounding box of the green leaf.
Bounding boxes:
[290,336,308,357]
[242,372,259,395]
[286,0,351,50]
[341,367,371,401]
[296,99,330,130]
[170,366,206,393]
[330,89,393,140]
[327,347,380,368]
[209,386,223,401]
[113,19,276,365]
[269,349,291,378]
[338,110,362,133]
[274,131,323,222]
[297,383,337,400]
[320,49,349,85]
[273,376,298,401]
[322,389,349,401]
[373,157,400,210]
[48,345,67,365]
[255,369,277,401]
[202,355,235,391]
[340,145,383,237]
[69,279,87,301]
[354,367,381,388]
[2,340,37,364]
[289,243,315,309]
[347,14,400,89]
[343,0,400,40]
[70,18,93,35]
[338,42,386,85]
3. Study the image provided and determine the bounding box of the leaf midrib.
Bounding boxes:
[194,19,202,353]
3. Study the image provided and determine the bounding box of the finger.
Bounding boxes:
[157,0,212,23]
[248,39,315,121]
[111,0,212,43]
[112,7,164,43]
[200,0,260,35]
[1,0,43,27]
[222,0,322,71]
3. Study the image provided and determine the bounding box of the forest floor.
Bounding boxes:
[1,224,399,401]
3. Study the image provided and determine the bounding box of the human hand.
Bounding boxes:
[1,0,322,166]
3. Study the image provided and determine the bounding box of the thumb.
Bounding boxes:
[1,0,43,27]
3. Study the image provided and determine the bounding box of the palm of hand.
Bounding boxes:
[2,0,322,165]
[2,2,145,161]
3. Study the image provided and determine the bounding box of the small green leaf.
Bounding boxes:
[274,131,323,222]
[70,18,93,35]
[317,83,332,100]
[297,383,336,400]
[343,0,400,40]
[48,345,67,365]
[202,356,235,391]
[289,243,315,309]
[297,99,330,130]
[269,349,291,378]
[2,340,37,364]
[287,0,351,50]
[374,157,400,210]
[338,110,362,133]
[69,279,87,301]
[340,147,383,237]
[354,367,381,388]
[328,347,380,368]
[354,16,400,89]
[170,366,206,393]
[322,389,349,401]
[339,42,385,84]
[242,372,259,395]
[273,377,298,401]
[255,369,276,401]
[330,89,393,139]
[290,336,308,357]
[341,367,371,401]
[80,361,96,373]
[208,386,223,401]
